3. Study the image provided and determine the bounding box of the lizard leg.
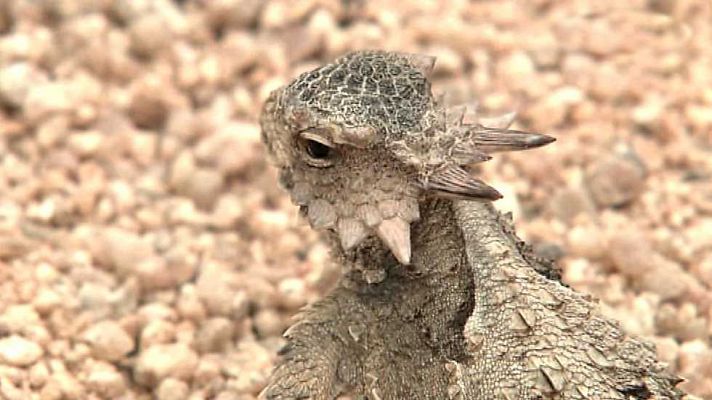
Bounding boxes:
[261,289,363,400]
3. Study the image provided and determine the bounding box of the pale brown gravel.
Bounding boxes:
[0,0,711,399]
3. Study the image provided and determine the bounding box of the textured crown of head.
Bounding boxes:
[260,50,554,265]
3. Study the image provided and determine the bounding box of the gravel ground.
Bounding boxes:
[0,0,711,399]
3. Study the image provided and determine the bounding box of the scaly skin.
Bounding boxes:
[259,51,685,400]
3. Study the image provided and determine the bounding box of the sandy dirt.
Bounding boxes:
[0,0,711,399]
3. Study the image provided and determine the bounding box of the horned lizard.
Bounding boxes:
[259,50,685,400]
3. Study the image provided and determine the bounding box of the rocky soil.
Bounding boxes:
[0,0,711,399]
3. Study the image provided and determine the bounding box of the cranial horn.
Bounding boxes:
[472,127,556,154]
[451,141,493,165]
[421,166,502,201]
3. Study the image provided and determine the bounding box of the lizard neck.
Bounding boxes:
[326,196,477,361]
[329,197,470,286]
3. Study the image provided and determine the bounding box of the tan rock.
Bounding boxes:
[656,302,708,342]
[32,288,62,316]
[95,227,154,276]
[28,361,50,388]
[0,304,41,334]
[132,256,171,289]
[23,82,75,123]
[496,50,536,85]
[195,317,234,353]
[40,378,63,400]
[209,194,245,229]
[169,149,225,210]
[587,154,646,208]
[0,376,24,400]
[134,343,198,386]
[549,186,596,224]
[205,0,264,30]
[156,377,189,400]
[0,62,47,108]
[129,14,172,59]
[67,130,104,157]
[194,121,262,176]
[128,84,170,130]
[196,263,236,316]
[692,253,712,288]
[177,285,207,322]
[566,224,605,259]
[185,168,224,210]
[214,391,242,400]
[82,320,135,362]
[85,366,126,398]
[231,290,250,320]
[194,356,221,386]
[52,371,85,399]
[678,340,712,396]
[277,278,307,310]
[632,95,665,127]
[0,335,43,367]
[253,309,284,338]
[223,341,272,393]
[140,320,177,350]
[608,231,692,300]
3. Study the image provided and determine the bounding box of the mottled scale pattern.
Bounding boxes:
[282,51,432,140]
[452,202,684,400]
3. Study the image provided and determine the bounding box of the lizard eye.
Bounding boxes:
[306,140,330,159]
[298,131,336,167]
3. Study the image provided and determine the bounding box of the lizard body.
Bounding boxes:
[259,50,685,400]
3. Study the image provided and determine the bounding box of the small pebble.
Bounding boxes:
[134,343,198,386]
[129,14,172,59]
[277,278,307,310]
[0,1,709,397]
[139,320,177,350]
[128,85,170,130]
[156,377,190,400]
[0,335,43,367]
[586,155,647,208]
[82,320,135,362]
[253,309,284,338]
[85,367,126,398]
[196,263,236,316]
[195,317,234,353]
[51,371,85,399]
[608,231,691,300]
[0,62,47,108]
[678,340,712,396]
[549,187,596,224]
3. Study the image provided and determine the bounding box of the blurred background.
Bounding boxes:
[0,0,710,399]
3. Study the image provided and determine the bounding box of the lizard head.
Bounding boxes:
[260,50,554,265]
